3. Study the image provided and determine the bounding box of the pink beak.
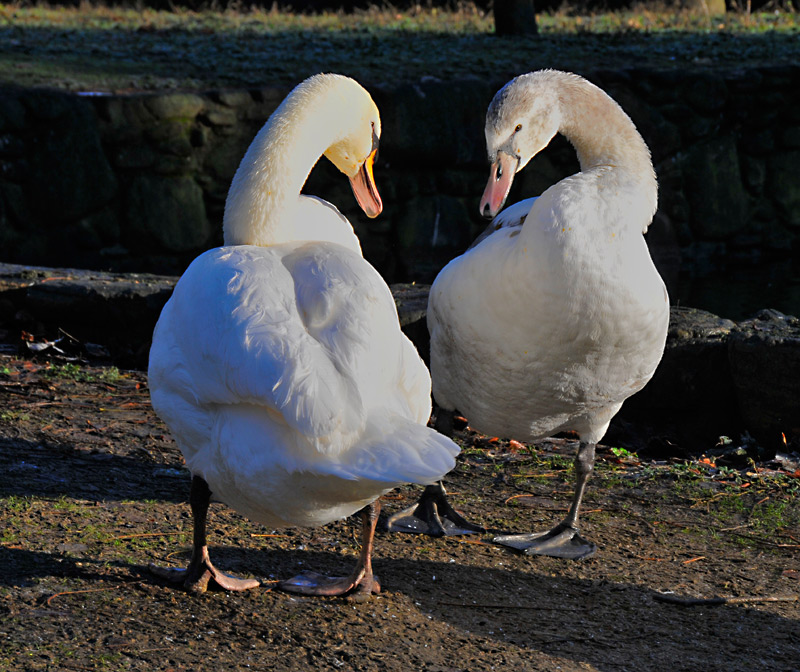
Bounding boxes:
[349,148,382,219]
[479,152,519,219]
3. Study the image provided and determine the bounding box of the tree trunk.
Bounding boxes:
[493,0,538,36]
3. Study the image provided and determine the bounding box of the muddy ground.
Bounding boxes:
[1,353,798,672]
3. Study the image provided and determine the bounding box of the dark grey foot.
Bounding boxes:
[494,523,597,560]
[386,482,485,537]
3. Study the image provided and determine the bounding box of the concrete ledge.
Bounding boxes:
[2,262,797,457]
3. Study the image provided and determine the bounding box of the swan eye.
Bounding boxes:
[496,163,503,180]
[370,122,380,154]
[515,124,523,133]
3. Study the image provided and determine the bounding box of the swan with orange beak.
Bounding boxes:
[148,74,459,598]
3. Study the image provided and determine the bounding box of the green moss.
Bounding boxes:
[42,363,95,382]
[40,363,121,383]
[0,410,30,424]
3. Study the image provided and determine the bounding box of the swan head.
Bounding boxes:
[321,78,383,219]
[479,72,562,219]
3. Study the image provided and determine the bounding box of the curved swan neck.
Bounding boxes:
[555,74,656,192]
[223,76,352,247]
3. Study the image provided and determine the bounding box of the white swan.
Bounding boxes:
[147,73,459,598]
[391,70,669,559]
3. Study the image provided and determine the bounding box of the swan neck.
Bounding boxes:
[557,79,654,180]
[223,89,334,247]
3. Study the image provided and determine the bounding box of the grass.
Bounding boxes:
[1,2,798,92]
[3,1,798,34]
[0,492,196,567]
[0,409,30,423]
[0,494,33,513]
[42,363,121,383]
[497,441,800,546]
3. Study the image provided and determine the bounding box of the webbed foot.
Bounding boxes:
[281,500,383,602]
[149,546,260,594]
[494,522,596,560]
[386,482,485,536]
[280,570,381,602]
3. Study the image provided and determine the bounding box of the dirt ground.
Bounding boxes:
[1,353,798,672]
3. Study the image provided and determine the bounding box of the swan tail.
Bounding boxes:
[321,415,459,487]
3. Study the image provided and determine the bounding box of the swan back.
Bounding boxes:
[151,244,458,527]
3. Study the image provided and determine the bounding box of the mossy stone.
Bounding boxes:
[144,93,205,121]
[125,175,210,253]
[681,136,748,240]
[768,151,800,228]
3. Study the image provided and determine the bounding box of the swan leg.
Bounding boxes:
[386,410,484,537]
[149,475,260,593]
[494,441,597,560]
[280,500,382,601]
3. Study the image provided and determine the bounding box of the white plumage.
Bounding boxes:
[150,243,456,526]
[429,186,668,444]
[408,70,669,558]
[148,73,458,596]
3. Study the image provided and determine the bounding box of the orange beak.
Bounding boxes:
[479,151,519,219]
[349,148,382,219]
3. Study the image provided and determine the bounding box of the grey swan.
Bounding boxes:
[389,70,669,559]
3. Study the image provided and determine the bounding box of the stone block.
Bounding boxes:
[124,175,210,253]
[740,155,766,195]
[683,73,728,114]
[0,132,24,158]
[681,136,748,240]
[768,151,800,228]
[203,107,238,127]
[213,90,253,108]
[375,79,490,166]
[782,126,800,149]
[145,120,195,157]
[20,89,74,121]
[0,93,26,132]
[79,207,121,247]
[517,152,574,202]
[729,310,800,458]
[112,145,158,170]
[203,135,252,182]
[144,93,205,120]
[0,182,28,225]
[740,127,775,156]
[723,68,763,94]
[24,96,118,223]
[394,194,472,282]
[615,307,740,454]
[613,88,681,162]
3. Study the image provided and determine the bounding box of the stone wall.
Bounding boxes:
[1,66,799,287]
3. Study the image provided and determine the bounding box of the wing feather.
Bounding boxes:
[149,243,425,457]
